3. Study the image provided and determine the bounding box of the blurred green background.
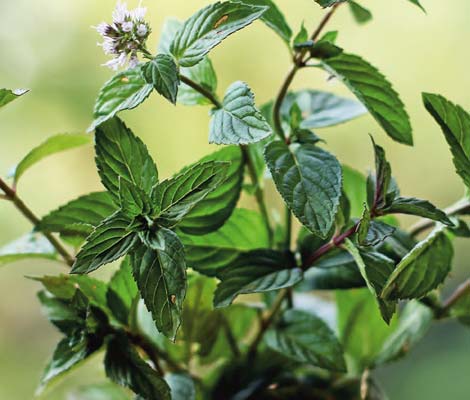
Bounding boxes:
[1,0,469,398]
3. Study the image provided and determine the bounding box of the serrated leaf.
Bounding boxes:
[210,81,272,145]
[131,229,187,340]
[382,226,454,300]
[422,93,470,188]
[95,117,158,204]
[265,141,342,238]
[142,54,180,104]
[0,88,28,109]
[152,161,229,228]
[165,374,196,400]
[12,133,91,185]
[236,0,292,44]
[71,212,139,274]
[91,66,153,130]
[322,53,413,145]
[119,179,150,218]
[179,146,244,235]
[170,1,267,67]
[214,249,302,307]
[0,233,57,267]
[361,220,396,247]
[180,208,269,276]
[265,309,346,372]
[368,137,394,210]
[105,334,171,400]
[374,301,433,365]
[384,197,452,226]
[348,1,373,24]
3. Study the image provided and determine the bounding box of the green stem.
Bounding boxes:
[179,74,222,108]
[439,279,470,317]
[0,178,75,266]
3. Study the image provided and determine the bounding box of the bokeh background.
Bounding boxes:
[1,0,469,398]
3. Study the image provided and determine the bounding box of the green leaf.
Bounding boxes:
[293,23,308,47]
[170,1,267,67]
[210,81,272,145]
[360,220,397,248]
[322,53,413,145]
[382,226,454,300]
[265,141,342,238]
[384,197,452,226]
[152,161,229,228]
[179,146,244,235]
[368,137,394,210]
[450,285,470,326]
[91,66,153,130]
[69,383,129,400]
[179,57,218,106]
[348,2,373,24]
[236,0,292,44]
[265,309,347,372]
[166,374,196,400]
[214,249,302,307]
[0,233,57,267]
[422,93,470,188]
[105,334,171,400]
[71,212,139,274]
[345,240,397,323]
[142,54,180,104]
[314,0,347,7]
[107,258,138,325]
[180,208,269,276]
[343,165,367,217]
[95,117,158,204]
[0,88,28,109]
[407,0,426,12]
[37,192,118,246]
[119,179,150,218]
[131,229,187,340]
[374,301,433,365]
[12,133,91,185]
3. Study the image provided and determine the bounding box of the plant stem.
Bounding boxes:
[441,279,470,315]
[179,74,222,108]
[222,318,241,358]
[0,178,75,266]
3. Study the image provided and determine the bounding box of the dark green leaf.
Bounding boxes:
[384,197,452,226]
[214,249,302,307]
[374,301,433,365]
[170,1,267,67]
[152,161,229,228]
[422,93,470,188]
[105,334,171,400]
[265,141,342,238]
[131,229,186,340]
[314,0,347,7]
[180,208,269,276]
[322,53,413,145]
[119,179,150,218]
[166,374,196,400]
[361,220,397,247]
[210,81,272,145]
[368,138,393,210]
[95,117,158,204]
[12,133,91,185]
[310,41,343,59]
[407,0,426,12]
[71,212,139,274]
[265,309,346,372]
[382,226,454,300]
[91,66,153,130]
[0,233,57,267]
[348,2,373,24]
[142,54,180,104]
[0,88,28,109]
[179,146,244,235]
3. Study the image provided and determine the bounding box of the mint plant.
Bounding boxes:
[1,1,470,399]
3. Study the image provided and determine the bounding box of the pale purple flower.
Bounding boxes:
[95,1,151,70]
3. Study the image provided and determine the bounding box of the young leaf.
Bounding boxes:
[361,221,397,247]
[95,117,158,204]
[265,141,342,238]
[119,179,150,218]
[0,233,57,267]
[293,23,309,47]
[422,93,470,188]
[91,66,153,130]
[166,374,196,400]
[314,0,347,7]
[368,138,393,210]
[382,226,454,300]
[180,208,270,276]
[374,301,433,365]
[384,197,452,226]
[407,0,426,12]
[210,81,272,145]
[265,309,347,372]
[131,229,187,340]
[170,1,268,67]
[71,212,139,274]
[322,53,413,145]
[105,334,171,400]
[236,0,292,44]
[142,54,180,104]
[348,2,373,24]
[12,133,91,185]
[214,249,302,307]
[0,88,28,109]
[178,146,244,235]
[152,161,229,228]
